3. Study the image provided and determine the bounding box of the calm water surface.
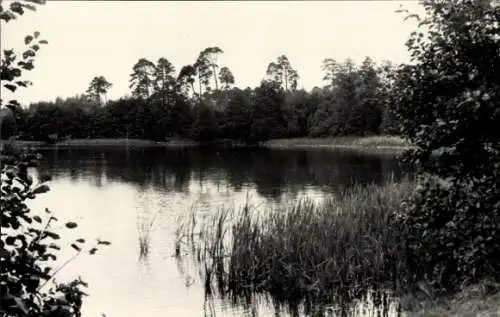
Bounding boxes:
[27,146,409,317]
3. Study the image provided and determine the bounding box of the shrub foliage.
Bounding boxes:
[1,150,109,317]
[1,1,110,315]
[395,0,500,291]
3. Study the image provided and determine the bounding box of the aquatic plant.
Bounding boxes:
[137,208,160,260]
[176,178,416,311]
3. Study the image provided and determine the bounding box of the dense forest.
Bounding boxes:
[1,52,403,143]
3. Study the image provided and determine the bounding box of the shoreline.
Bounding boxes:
[0,138,199,148]
[1,136,415,153]
[262,136,415,154]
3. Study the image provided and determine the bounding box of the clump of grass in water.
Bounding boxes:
[176,178,416,312]
[175,201,209,260]
[137,209,161,260]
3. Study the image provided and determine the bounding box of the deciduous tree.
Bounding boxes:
[395,0,500,291]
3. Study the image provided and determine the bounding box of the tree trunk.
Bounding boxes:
[190,82,195,96]
[162,78,167,109]
[284,68,288,91]
[198,75,203,97]
[212,65,219,91]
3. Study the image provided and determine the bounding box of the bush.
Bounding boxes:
[400,176,500,291]
[394,0,500,291]
[1,148,110,316]
[1,3,110,315]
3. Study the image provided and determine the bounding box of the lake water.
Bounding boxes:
[27,146,409,317]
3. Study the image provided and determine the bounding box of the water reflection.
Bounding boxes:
[28,145,410,317]
[36,146,408,201]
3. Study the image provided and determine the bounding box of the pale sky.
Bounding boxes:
[2,1,425,105]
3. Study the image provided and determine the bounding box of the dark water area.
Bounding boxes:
[35,146,409,198]
[27,145,411,317]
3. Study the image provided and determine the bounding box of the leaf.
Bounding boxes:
[4,84,17,92]
[26,0,47,4]
[20,3,37,11]
[65,222,78,229]
[15,235,27,248]
[89,247,98,255]
[0,11,16,22]
[48,243,60,250]
[10,64,24,76]
[31,44,40,52]
[39,39,48,45]
[28,228,41,234]
[76,238,85,243]
[9,64,23,76]
[22,50,36,59]
[32,184,50,195]
[22,61,34,70]
[24,35,34,45]
[71,243,81,252]
[10,2,24,15]
[44,231,60,240]
[34,31,40,38]
[33,215,42,223]
[4,49,15,56]
[97,240,111,246]
[5,236,15,245]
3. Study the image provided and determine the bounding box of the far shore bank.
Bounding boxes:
[263,136,415,154]
[1,136,415,154]
[0,138,199,148]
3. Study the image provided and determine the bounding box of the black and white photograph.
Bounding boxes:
[1,0,499,316]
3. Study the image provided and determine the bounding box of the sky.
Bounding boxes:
[2,1,425,105]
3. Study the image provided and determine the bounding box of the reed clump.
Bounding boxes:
[177,178,416,306]
[137,209,160,260]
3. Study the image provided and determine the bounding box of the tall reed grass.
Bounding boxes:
[176,178,417,308]
[137,209,160,259]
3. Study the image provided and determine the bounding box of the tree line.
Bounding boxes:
[2,50,402,144]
